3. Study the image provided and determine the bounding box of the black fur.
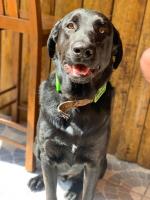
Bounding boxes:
[28,8,123,200]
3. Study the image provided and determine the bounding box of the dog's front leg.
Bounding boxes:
[82,164,100,200]
[41,160,57,200]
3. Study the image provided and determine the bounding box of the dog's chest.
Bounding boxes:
[44,133,96,167]
[43,106,109,167]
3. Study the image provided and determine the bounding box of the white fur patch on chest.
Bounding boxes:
[71,144,78,153]
[66,126,74,135]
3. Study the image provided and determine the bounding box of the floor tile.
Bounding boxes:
[145,185,150,198]
[95,179,143,200]
[142,197,150,200]
[103,155,150,196]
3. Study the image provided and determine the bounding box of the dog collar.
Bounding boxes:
[55,73,107,102]
[93,83,107,103]
[56,74,107,117]
[56,73,61,93]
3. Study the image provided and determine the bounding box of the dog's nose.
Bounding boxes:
[72,42,94,59]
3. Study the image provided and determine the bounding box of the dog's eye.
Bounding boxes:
[99,27,108,34]
[67,23,75,29]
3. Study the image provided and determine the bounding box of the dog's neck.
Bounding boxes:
[57,65,113,101]
[54,65,112,115]
[62,81,93,100]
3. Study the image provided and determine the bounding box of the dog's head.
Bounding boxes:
[47,9,123,84]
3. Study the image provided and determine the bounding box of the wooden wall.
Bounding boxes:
[0,0,150,168]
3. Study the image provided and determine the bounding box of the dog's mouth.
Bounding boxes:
[64,64,97,77]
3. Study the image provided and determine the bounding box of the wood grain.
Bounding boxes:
[138,102,150,168]
[83,0,114,18]
[0,30,15,114]
[41,0,55,15]
[6,0,19,17]
[115,0,150,161]
[108,0,147,154]
[0,0,4,14]
[55,0,82,17]
[137,0,150,168]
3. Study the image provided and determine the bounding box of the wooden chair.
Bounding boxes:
[0,0,58,172]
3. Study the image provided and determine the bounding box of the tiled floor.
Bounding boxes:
[0,125,150,200]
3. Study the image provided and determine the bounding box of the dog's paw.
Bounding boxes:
[59,111,70,121]
[28,175,44,192]
[54,113,71,129]
[64,178,82,200]
[65,191,80,200]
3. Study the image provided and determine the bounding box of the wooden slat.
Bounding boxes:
[0,30,15,115]
[42,14,59,32]
[18,104,27,111]
[25,36,42,171]
[28,0,42,35]
[19,33,29,122]
[138,102,150,168]
[55,0,83,17]
[0,15,30,33]
[0,135,25,150]
[0,118,26,132]
[41,0,58,81]
[0,0,4,14]
[0,85,16,95]
[41,0,55,15]
[0,118,27,133]
[115,0,150,162]
[19,0,29,121]
[11,33,22,121]
[137,0,150,168]
[0,1,21,116]
[6,0,19,17]
[0,99,16,110]
[108,0,147,154]
[83,0,114,18]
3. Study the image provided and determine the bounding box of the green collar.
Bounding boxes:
[55,74,107,103]
[56,73,62,93]
[93,83,107,103]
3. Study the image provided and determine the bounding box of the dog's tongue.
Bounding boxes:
[64,64,91,76]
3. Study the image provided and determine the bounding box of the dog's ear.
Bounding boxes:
[47,20,62,58]
[112,26,123,69]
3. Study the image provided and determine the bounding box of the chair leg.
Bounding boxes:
[11,33,22,122]
[25,38,42,172]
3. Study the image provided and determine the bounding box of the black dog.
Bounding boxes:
[28,8,123,200]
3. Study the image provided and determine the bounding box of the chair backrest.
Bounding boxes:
[0,0,42,35]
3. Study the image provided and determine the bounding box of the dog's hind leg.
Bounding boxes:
[28,174,44,192]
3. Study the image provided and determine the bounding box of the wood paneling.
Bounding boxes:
[6,0,19,17]
[0,30,15,114]
[108,0,147,154]
[115,0,150,162]
[41,0,55,15]
[0,0,4,14]
[83,0,114,18]
[55,0,82,17]
[138,102,150,168]
[137,0,150,168]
